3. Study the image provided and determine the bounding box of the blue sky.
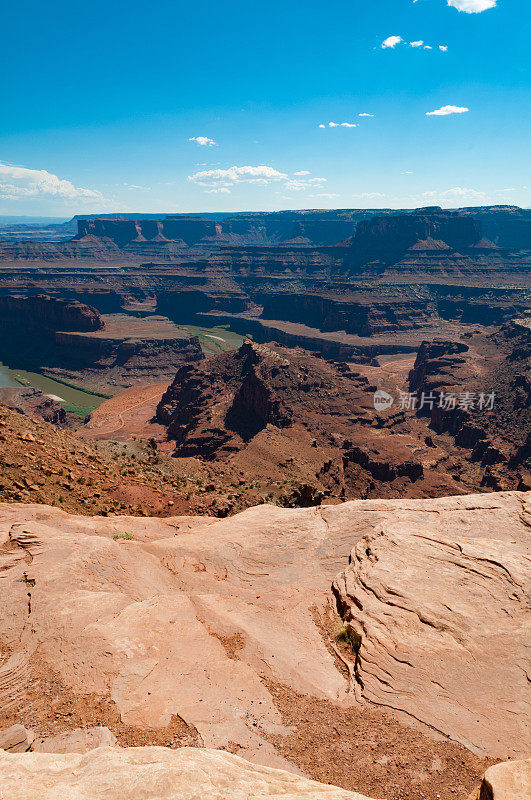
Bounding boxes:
[0,0,529,215]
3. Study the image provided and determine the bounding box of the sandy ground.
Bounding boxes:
[79,383,168,442]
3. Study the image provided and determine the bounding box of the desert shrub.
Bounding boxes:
[335,624,362,655]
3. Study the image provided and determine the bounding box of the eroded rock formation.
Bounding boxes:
[156,340,464,498]
[408,325,530,480]
[0,492,528,766]
[332,492,530,759]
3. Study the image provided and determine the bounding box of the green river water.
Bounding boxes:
[0,362,105,416]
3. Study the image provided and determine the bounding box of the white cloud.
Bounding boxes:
[358,113,375,117]
[439,45,448,51]
[284,176,327,192]
[123,183,151,191]
[188,165,326,194]
[283,180,309,192]
[426,104,469,116]
[382,35,402,49]
[496,186,528,194]
[308,193,340,199]
[188,165,288,188]
[421,187,487,202]
[0,161,103,203]
[353,192,387,199]
[401,171,414,175]
[323,121,358,128]
[447,0,496,13]
[189,136,217,147]
[384,38,440,52]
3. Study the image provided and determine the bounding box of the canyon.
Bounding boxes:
[0,294,204,392]
[0,204,529,800]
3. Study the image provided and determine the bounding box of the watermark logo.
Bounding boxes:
[373,389,496,412]
[373,389,394,411]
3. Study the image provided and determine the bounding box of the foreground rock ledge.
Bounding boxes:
[0,746,373,800]
[0,492,529,767]
[479,758,531,800]
[332,492,530,759]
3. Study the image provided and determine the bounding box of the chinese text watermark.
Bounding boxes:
[373,390,496,412]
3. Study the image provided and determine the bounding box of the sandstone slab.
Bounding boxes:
[479,758,531,800]
[0,492,529,766]
[0,746,373,800]
[0,725,33,753]
[32,726,117,753]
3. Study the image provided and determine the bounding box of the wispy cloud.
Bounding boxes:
[426,104,469,116]
[447,0,496,13]
[123,183,151,191]
[358,113,375,117]
[382,35,402,49]
[410,40,424,48]
[283,176,327,191]
[439,45,448,51]
[294,170,310,176]
[0,161,103,203]
[189,136,217,147]
[353,192,387,199]
[421,187,486,202]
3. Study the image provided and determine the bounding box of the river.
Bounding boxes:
[0,362,105,412]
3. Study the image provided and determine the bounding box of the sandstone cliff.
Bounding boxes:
[348,207,482,271]
[0,294,103,332]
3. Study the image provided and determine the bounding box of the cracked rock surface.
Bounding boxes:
[333,493,530,759]
[0,492,529,769]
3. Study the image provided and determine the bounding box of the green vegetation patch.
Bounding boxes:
[62,403,95,421]
[42,374,113,399]
[335,623,362,655]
